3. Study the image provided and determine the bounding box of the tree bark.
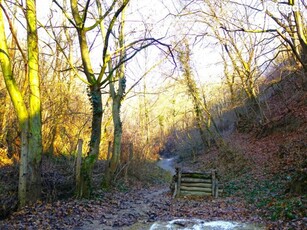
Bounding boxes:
[70,0,103,197]
[27,0,42,203]
[0,0,42,207]
[178,41,209,147]
[105,7,127,186]
[77,85,102,198]
[0,2,28,207]
[290,0,307,69]
[107,94,123,185]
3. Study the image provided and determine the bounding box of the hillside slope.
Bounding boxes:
[178,72,307,228]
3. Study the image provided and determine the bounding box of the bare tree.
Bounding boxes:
[105,4,127,186]
[52,0,174,195]
[221,0,307,71]
[177,39,221,149]
[0,0,42,207]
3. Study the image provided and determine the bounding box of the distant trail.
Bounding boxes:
[156,157,176,175]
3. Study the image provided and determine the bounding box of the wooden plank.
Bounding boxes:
[172,168,221,198]
[181,170,212,175]
[180,182,212,188]
[181,178,211,183]
[180,191,212,196]
[180,186,212,192]
[181,173,211,179]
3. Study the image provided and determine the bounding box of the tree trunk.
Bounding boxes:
[0,7,29,207]
[291,0,307,70]
[104,7,126,187]
[0,0,42,206]
[178,41,209,147]
[18,123,29,207]
[107,95,123,185]
[27,0,42,203]
[77,85,102,198]
[104,75,125,187]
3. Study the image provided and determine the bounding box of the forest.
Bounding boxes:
[0,0,306,229]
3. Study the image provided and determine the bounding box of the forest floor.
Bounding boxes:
[0,114,306,230]
[0,147,305,230]
[0,180,266,230]
[0,150,305,230]
[0,77,306,229]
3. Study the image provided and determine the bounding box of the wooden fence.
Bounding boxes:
[172,168,222,198]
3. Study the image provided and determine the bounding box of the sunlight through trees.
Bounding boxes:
[0,0,306,207]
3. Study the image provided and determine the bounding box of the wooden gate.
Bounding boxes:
[172,168,222,198]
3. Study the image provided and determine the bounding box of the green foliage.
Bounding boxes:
[77,154,98,198]
[266,197,305,221]
[83,154,97,166]
[114,178,130,192]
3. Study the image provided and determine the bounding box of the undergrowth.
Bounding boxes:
[225,172,306,221]
[216,143,250,180]
[129,160,172,186]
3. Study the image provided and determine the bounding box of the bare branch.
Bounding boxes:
[100,38,175,88]
[97,0,129,83]
[221,26,277,33]
[229,0,263,12]
[84,0,118,32]
[0,3,27,63]
[52,0,77,28]
[81,0,91,29]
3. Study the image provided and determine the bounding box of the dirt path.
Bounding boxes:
[75,181,267,230]
[79,158,176,229]
[0,157,268,230]
[79,188,169,230]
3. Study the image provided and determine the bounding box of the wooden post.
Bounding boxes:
[211,170,216,197]
[176,168,182,198]
[215,180,219,198]
[103,141,112,187]
[124,143,134,183]
[76,139,83,188]
[172,183,178,198]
